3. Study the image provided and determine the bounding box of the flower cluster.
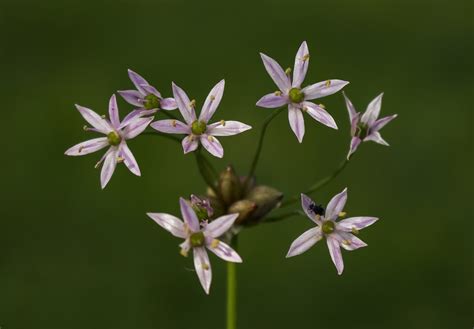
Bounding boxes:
[65,41,397,295]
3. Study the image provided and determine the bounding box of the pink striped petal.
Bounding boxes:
[65,137,108,156]
[100,148,118,189]
[301,194,321,224]
[364,131,389,146]
[292,41,309,88]
[120,142,140,176]
[256,93,289,108]
[302,80,349,101]
[172,82,196,124]
[326,188,348,220]
[75,105,113,134]
[347,137,361,160]
[343,91,358,124]
[179,197,199,232]
[260,53,291,92]
[336,232,367,251]
[151,120,190,134]
[286,227,322,258]
[206,121,252,136]
[140,84,161,97]
[200,135,224,158]
[338,216,378,231]
[146,212,186,238]
[207,240,242,263]
[118,90,143,107]
[288,105,305,143]
[303,102,338,130]
[160,97,178,110]
[119,109,155,129]
[326,235,344,275]
[361,93,383,125]
[108,95,120,129]
[371,114,397,132]
[182,135,199,154]
[205,214,238,238]
[128,69,149,95]
[123,117,153,139]
[193,247,212,294]
[199,80,225,123]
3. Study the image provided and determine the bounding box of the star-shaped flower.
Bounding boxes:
[147,197,242,294]
[344,92,397,159]
[150,80,252,158]
[286,188,378,275]
[256,41,349,142]
[65,95,153,189]
[118,69,178,112]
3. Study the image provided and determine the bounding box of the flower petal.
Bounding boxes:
[146,212,186,238]
[207,240,242,263]
[347,137,361,160]
[364,131,389,146]
[193,247,212,294]
[260,53,291,91]
[199,79,225,123]
[200,135,224,158]
[100,147,118,189]
[360,93,383,125]
[140,84,161,97]
[343,91,358,124]
[302,80,349,100]
[118,90,143,107]
[172,82,196,124]
[151,119,190,134]
[120,142,140,176]
[338,216,379,231]
[206,121,252,136]
[119,109,155,129]
[123,117,153,140]
[292,41,309,88]
[300,194,322,224]
[160,97,178,110]
[337,232,368,251]
[205,214,238,238]
[288,105,305,143]
[256,93,289,108]
[108,94,120,129]
[75,104,113,134]
[303,101,338,130]
[326,235,344,275]
[179,197,200,232]
[182,135,199,154]
[65,137,109,156]
[128,69,149,95]
[326,188,348,220]
[286,227,322,258]
[371,114,397,132]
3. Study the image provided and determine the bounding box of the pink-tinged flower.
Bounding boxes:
[191,194,214,220]
[344,92,397,159]
[118,69,178,113]
[147,197,242,294]
[256,41,349,142]
[286,188,378,275]
[150,80,252,158]
[65,95,153,189]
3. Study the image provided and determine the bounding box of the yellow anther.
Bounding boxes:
[83,125,89,131]
[210,239,220,249]
[351,227,360,235]
[220,120,226,126]
[189,99,196,108]
[325,80,331,87]
[78,146,84,153]
[342,239,352,246]
[171,120,177,127]
[302,107,308,112]
[180,249,188,257]
[274,91,282,96]
[338,211,346,218]
[285,67,292,75]
[315,214,320,221]
[302,54,310,61]
[94,161,101,169]
[116,157,124,163]
[319,103,326,109]
[202,263,210,270]
[101,114,106,119]
[207,135,214,142]
[210,95,216,101]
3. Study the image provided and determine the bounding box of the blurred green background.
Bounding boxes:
[1,0,472,328]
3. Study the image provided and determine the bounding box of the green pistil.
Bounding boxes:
[143,94,160,110]
[356,124,370,139]
[193,205,209,221]
[190,231,205,247]
[191,120,207,135]
[321,220,335,234]
[288,88,304,103]
[107,131,122,146]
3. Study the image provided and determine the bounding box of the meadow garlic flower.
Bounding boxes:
[256,41,349,142]
[286,188,378,275]
[118,69,177,112]
[147,198,242,294]
[344,92,397,159]
[65,95,152,189]
[150,80,252,158]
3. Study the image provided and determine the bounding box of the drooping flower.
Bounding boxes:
[286,188,378,275]
[65,95,153,189]
[344,92,397,159]
[147,197,242,294]
[150,80,252,158]
[118,69,178,113]
[256,41,349,142]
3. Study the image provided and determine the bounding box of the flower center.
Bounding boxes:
[288,87,304,103]
[191,120,207,135]
[107,131,122,146]
[143,93,160,110]
[190,231,205,247]
[321,220,335,234]
[356,124,370,139]
[308,203,325,216]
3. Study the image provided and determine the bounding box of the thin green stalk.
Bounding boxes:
[195,148,218,194]
[280,158,350,208]
[245,107,284,186]
[226,235,238,329]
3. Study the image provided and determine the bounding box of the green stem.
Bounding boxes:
[226,235,238,329]
[195,148,218,194]
[245,107,284,186]
[280,158,350,208]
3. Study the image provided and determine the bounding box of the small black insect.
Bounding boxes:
[309,203,325,216]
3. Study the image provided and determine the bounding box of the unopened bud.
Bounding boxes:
[228,200,257,225]
[245,185,283,223]
[218,166,242,205]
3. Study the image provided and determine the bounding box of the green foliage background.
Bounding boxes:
[0,0,472,328]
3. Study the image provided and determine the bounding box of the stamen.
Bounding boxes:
[189,99,196,108]
[342,239,352,246]
[302,107,308,112]
[210,239,220,249]
[171,120,177,127]
[319,103,326,109]
[351,227,359,235]
[274,91,282,96]
[83,125,89,131]
[325,80,331,87]
[101,114,106,119]
[78,146,84,153]
[207,135,214,142]
[202,263,210,270]
[116,157,124,163]
[94,161,101,169]
[180,249,188,257]
[220,120,226,126]
[210,95,216,101]
[285,67,292,75]
[338,212,346,218]
[302,54,310,61]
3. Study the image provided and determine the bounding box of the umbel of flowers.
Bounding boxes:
[65,41,397,327]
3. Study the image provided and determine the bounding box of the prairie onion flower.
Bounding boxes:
[257,41,349,142]
[65,95,152,188]
[286,188,378,275]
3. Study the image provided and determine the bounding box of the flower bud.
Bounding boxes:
[245,185,283,224]
[218,166,242,206]
[228,200,257,225]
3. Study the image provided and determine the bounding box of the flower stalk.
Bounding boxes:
[227,235,238,329]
